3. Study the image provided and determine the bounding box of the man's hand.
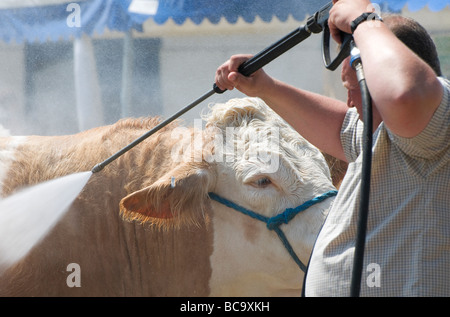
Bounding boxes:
[214,54,273,98]
[328,0,373,42]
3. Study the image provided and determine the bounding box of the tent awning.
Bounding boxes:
[0,0,448,43]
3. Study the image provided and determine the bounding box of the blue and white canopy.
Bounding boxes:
[0,0,449,43]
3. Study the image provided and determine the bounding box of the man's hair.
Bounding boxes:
[384,15,442,76]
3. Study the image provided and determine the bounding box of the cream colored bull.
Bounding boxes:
[0,98,337,296]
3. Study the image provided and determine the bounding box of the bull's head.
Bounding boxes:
[118,97,337,296]
[119,97,335,231]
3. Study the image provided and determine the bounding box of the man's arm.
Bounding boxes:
[330,0,443,138]
[215,55,349,162]
[257,78,348,162]
[353,22,443,138]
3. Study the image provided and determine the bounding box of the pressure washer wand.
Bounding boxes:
[91,89,215,173]
[91,2,339,174]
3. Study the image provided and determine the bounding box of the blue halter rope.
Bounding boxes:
[208,190,338,272]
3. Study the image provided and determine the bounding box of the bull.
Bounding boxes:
[0,98,338,296]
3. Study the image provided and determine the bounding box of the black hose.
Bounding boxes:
[349,44,373,297]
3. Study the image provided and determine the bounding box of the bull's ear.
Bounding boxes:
[119,162,216,229]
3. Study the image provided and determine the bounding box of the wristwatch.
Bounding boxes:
[350,12,383,34]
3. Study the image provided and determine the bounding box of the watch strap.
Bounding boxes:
[351,12,383,34]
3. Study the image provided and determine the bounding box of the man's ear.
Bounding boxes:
[119,162,216,229]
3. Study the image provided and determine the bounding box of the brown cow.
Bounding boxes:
[0,97,337,296]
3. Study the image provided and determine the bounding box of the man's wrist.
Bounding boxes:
[350,12,383,34]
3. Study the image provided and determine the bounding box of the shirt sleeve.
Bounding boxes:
[386,77,450,159]
[340,107,364,163]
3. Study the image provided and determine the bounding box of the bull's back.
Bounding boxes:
[0,119,215,296]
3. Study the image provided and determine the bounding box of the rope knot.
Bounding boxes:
[266,212,290,230]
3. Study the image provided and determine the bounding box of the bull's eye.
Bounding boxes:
[254,177,272,188]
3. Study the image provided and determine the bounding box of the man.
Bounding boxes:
[215,0,449,296]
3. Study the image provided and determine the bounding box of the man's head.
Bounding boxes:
[342,14,442,113]
[383,15,442,77]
